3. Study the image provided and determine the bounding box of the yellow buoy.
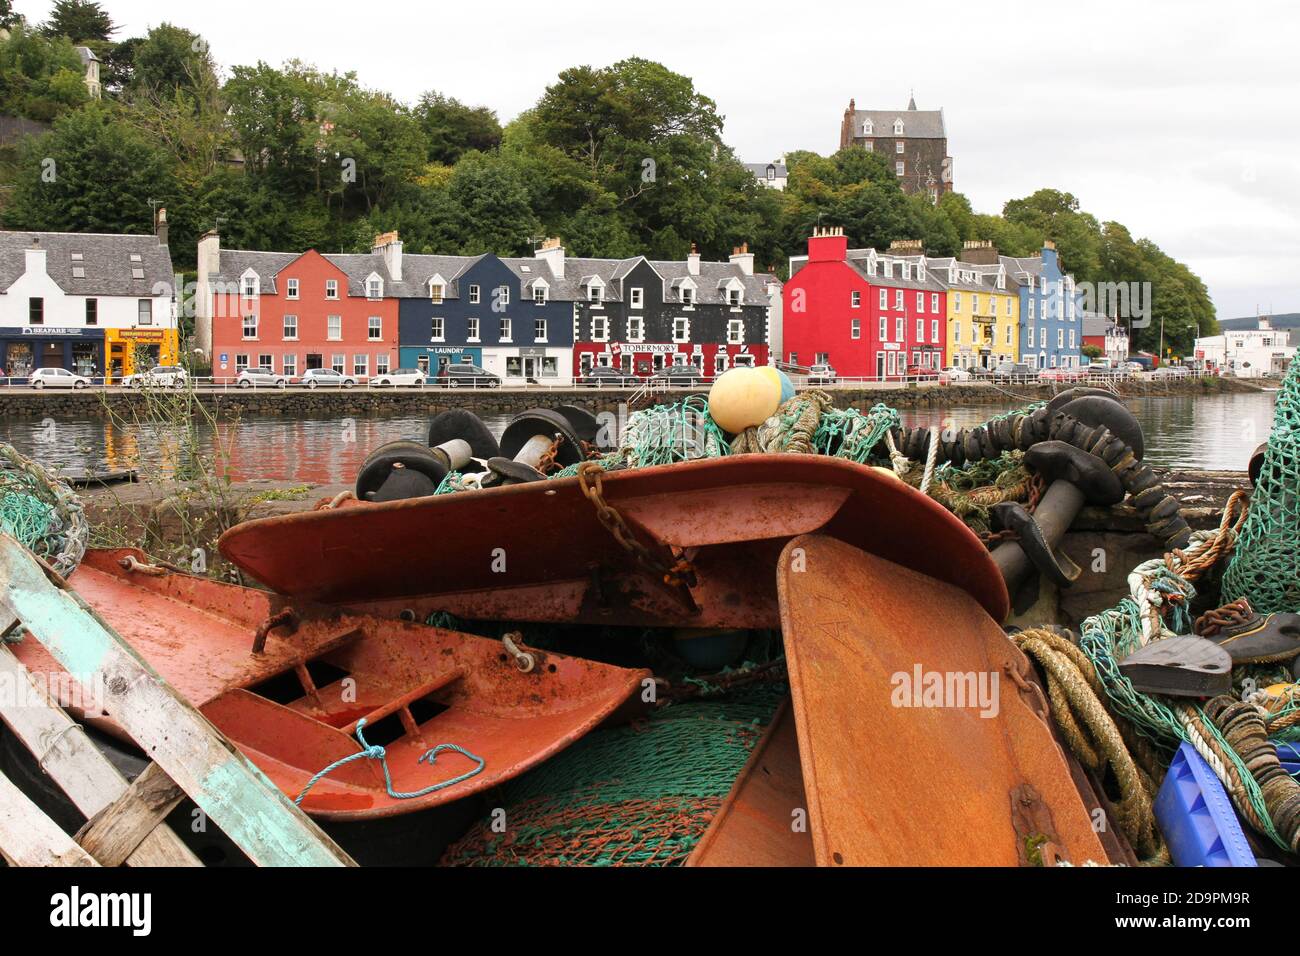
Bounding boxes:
[708,366,781,434]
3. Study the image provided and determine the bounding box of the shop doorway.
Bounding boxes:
[41,343,65,368]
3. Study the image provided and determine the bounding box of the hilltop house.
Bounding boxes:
[839,95,952,200]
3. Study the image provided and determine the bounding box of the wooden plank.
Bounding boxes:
[0,769,99,867]
[75,761,186,867]
[0,535,355,867]
[0,638,201,867]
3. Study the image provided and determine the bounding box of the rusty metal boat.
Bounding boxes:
[218,454,1010,628]
[11,548,648,821]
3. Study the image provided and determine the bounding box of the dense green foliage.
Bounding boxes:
[0,3,1216,352]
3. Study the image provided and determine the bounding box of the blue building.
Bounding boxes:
[393,250,574,384]
[1002,242,1084,370]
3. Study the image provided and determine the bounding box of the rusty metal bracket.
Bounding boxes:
[252,607,299,655]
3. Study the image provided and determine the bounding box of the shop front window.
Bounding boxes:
[6,343,34,378]
[505,356,523,377]
[542,356,558,377]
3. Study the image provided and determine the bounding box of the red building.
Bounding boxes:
[782,227,946,380]
[206,243,400,383]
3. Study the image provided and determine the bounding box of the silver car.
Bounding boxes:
[235,367,287,388]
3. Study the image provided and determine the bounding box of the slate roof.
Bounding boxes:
[745,161,787,179]
[211,244,772,307]
[0,230,173,297]
[849,108,946,140]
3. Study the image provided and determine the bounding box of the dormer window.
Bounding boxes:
[727,289,741,307]
[893,119,904,135]
[533,285,547,305]
[766,165,776,181]
[366,275,383,299]
[863,120,873,135]
[430,282,444,304]
[241,272,259,299]
[682,287,694,306]
[588,284,602,304]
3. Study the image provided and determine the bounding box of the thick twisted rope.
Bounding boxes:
[1012,627,1164,860]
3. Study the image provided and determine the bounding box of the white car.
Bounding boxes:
[29,367,90,389]
[123,365,187,388]
[1151,365,1191,379]
[941,366,972,382]
[370,368,426,388]
[297,368,357,389]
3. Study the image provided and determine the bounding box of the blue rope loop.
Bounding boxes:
[294,717,486,806]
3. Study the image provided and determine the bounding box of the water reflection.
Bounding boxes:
[0,391,1278,484]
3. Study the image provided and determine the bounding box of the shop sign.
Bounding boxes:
[18,327,87,337]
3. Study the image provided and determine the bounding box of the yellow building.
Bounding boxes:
[941,258,1019,370]
[104,327,181,383]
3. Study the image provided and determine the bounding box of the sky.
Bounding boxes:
[19,0,1300,322]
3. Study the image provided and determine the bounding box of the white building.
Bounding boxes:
[744,159,788,191]
[0,220,176,381]
[1082,312,1129,365]
[1194,317,1294,378]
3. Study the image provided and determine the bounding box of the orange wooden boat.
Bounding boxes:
[11,549,648,821]
[218,455,1010,628]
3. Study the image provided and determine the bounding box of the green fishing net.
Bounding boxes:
[439,682,787,866]
[1221,359,1300,613]
[0,444,88,578]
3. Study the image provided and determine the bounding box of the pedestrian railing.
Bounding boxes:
[0,370,1233,392]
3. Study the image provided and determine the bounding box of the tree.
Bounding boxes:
[42,0,114,42]
[414,92,502,164]
[0,24,90,120]
[3,104,177,236]
[130,23,216,97]
[444,151,540,255]
[1,1,22,31]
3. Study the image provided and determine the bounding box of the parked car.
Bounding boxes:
[371,368,426,388]
[1038,366,1087,382]
[807,363,837,385]
[29,367,90,389]
[123,365,187,388]
[297,368,357,389]
[1151,365,1192,379]
[940,367,972,383]
[992,362,1033,381]
[579,366,638,388]
[906,365,940,380]
[235,367,287,389]
[434,364,501,388]
[651,363,706,386]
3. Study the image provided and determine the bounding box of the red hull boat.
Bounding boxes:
[218,455,1010,628]
[11,549,649,821]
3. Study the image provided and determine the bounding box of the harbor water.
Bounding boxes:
[0,390,1279,484]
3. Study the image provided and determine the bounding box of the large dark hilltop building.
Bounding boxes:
[839,95,953,201]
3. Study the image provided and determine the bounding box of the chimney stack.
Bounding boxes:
[887,239,924,256]
[687,243,701,277]
[537,236,566,279]
[808,225,848,263]
[372,231,403,282]
[729,242,754,276]
[960,239,999,265]
[154,207,169,246]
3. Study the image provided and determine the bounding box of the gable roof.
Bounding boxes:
[0,230,173,297]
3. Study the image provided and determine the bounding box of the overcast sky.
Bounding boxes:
[21,0,1299,321]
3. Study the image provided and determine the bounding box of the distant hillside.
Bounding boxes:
[1220,313,1300,331]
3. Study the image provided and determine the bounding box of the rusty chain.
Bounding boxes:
[577,461,696,593]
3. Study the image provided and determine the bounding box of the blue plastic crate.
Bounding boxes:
[1154,741,1256,867]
